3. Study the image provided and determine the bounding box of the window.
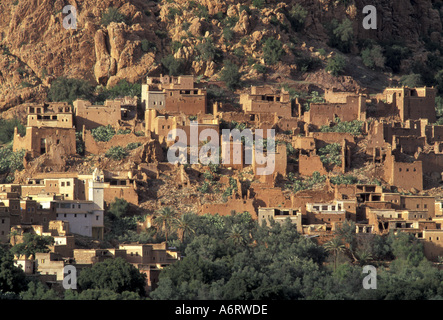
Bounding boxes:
[74,214,77,218]
[85,214,87,218]
[61,182,65,187]
[64,214,67,218]
[67,182,70,186]
[96,216,99,221]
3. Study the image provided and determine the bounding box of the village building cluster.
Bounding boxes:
[4,74,443,291]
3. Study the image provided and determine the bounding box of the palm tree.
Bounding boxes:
[173,213,196,243]
[226,224,247,247]
[356,248,373,266]
[9,230,20,246]
[153,206,179,244]
[324,237,346,271]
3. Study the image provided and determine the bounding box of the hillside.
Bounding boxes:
[0,0,443,115]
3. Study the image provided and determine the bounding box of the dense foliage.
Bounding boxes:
[320,118,364,136]
[48,77,94,105]
[0,119,26,145]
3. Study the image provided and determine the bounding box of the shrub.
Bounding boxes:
[170,41,183,53]
[233,47,245,59]
[330,175,359,185]
[75,132,84,155]
[0,118,26,145]
[326,55,346,76]
[303,91,325,112]
[141,39,157,53]
[116,129,131,135]
[252,0,265,9]
[320,118,364,136]
[91,125,115,142]
[223,27,234,42]
[167,7,182,20]
[108,198,129,218]
[48,77,94,105]
[105,146,127,160]
[219,61,241,90]
[400,74,424,88]
[361,45,385,70]
[285,171,326,193]
[296,56,322,73]
[327,18,354,53]
[100,7,127,26]
[126,142,142,150]
[195,4,209,19]
[287,4,308,32]
[196,38,221,61]
[318,143,342,166]
[96,80,141,103]
[198,181,211,194]
[262,38,285,65]
[0,146,25,181]
[161,54,185,76]
[383,43,410,73]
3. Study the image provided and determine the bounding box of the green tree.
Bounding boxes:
[324,237,346,271]
[91,125,115,142]
[361,45,385,70]
[197,38,221,61]
[77,257,146,296]
[48,77,94,105]
[0,246,28,294]
[225,224,247,247]
[219,60,241,90]
[326,55,346,76]
[153,207,179,243]
[327,18,354,53]
[173,213,197,243]
[400,73,424,88]
[101,7,127,26]
[10,233,54,258]
[105,146,127,160]
[161,54,185,76]
[253,63,267,80]
[287,4,308,32]
[75,132,84,155]
[96,80,142,103]
[108,198,129,219]
[20,281,60,300]
[141,39,157,53]
[318,143,342,167]
[262,38,285,65]
[320,118,363,136]
[0,119,26,145]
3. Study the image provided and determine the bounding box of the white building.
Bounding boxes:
[53,200,104,239]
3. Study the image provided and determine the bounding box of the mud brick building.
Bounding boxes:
[26,103,73,128]
[374,87,437,123]
[240,85,292,118]
[145,109,219,146]
[383,148,423,191]
[303,90,366,128]
[141,75,207,115]
[13,102,78,160]
[73,99,122,131]
[258,207,302,230]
